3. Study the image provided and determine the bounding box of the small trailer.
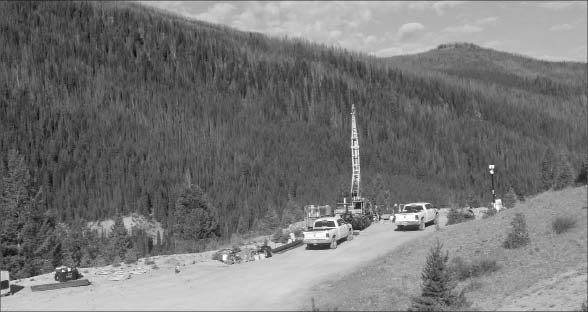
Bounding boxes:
[1,270,10,296]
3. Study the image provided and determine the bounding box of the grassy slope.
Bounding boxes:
[303,186,587,311]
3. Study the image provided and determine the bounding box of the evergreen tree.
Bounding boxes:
[540,147,556,191]
[173,183,220,242]
[553,153,573,190]
[410,240,467,311]
[280,200,304,226]
[575,154,587,184]
[1,149,47,277]
[259,206,280,230]
[503,213,530,249]
[503,186,517,209]
[108,215,132,260]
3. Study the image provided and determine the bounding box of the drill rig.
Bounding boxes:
[335,104,375,230]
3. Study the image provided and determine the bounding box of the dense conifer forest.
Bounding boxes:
[1,1,586,277]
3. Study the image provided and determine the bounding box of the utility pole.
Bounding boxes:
[489,164,496,204]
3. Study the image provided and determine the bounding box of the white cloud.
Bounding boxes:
[475,16,499,26]
[571,45,588,62]
[193,3,237,24]
[537,1,583,10]
[397,22,425,41]
[364,35,378,45]
[374,43,435,57]
[407,1,431,10]
[483,40,503,48]
[329,30,342,39]
[442,24,483,34]
[432,1,466,15]
[549,23,574,31]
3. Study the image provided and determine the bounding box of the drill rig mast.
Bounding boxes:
[335,104,374,230]
[350,104,361,200]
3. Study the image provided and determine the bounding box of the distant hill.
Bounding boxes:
[1,1,586,248]
[386,42,586,90]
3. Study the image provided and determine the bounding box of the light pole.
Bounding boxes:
[489,165,496,204]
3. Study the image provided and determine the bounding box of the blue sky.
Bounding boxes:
[139,1,587,62]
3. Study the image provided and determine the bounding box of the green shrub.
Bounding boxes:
[94,255,108,267]
[144,258,155,265]
[271,229,290,244]
[483,206,497,219]
[124,249,139,264]
[310,297,338,311]
[151,264,159,270]
[446,207,474,225]
[292,228,304,238]
[552,216,576,234]
[503,187,517,209]
[449,257,500,281]
[502,213,530,249]
[111,255,122,267]
[211,251,222,261]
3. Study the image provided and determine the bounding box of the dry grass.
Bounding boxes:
[303,186,587,311]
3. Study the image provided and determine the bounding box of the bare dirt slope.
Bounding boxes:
[1,221,439,311]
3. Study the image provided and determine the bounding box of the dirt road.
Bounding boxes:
[2,222,438,311]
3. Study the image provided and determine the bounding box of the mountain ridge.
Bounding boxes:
[0,1,585,249]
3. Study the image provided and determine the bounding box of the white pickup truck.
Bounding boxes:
[302,216,353,249]
[396,202,438,231]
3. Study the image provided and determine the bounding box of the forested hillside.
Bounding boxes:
[1,1,586,276]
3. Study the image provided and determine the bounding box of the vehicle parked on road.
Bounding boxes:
[54,266,81,282]
[302,216,353,249]
[395,202,438,231]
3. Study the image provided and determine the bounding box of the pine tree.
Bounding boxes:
[259,206,280,230]
[173,183,220,243]
[576,154,587,184]
[553,153,573,190]
[540,147,556,191]
[409,240,467,311]
[503,186,517,209]
[502,213,530,249]
[109,214,132,260]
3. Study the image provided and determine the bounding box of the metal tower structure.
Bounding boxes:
[350,104,361,200]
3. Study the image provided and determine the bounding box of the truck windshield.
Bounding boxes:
[404,205,422,213]
[314,220,336,228]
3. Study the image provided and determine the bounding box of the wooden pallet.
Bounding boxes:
[30,279,90,292]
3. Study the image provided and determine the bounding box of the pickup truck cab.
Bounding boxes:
[396,202,438,231]
[302,216,353,249]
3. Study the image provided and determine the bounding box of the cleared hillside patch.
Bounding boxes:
[302,186,587,311]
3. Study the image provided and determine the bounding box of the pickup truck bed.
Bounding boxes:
[396,202,438,231]
[303,217,353,249]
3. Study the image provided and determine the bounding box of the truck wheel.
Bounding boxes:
[347,232,354,241]
[330,237,338,249]
[397,225,405,231]
[419,219,425,231]
[306,244,313,250]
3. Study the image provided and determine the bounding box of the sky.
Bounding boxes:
[138,1,588,63]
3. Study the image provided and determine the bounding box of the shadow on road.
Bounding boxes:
[10,284,25,295]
